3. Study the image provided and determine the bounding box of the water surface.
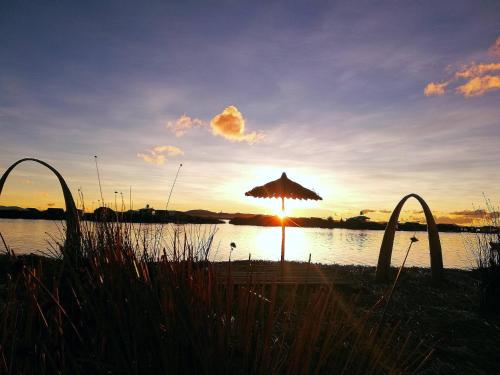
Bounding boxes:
[0,219,477,269]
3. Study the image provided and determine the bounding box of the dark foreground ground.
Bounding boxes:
[215,261,500,374]
[1,255,498,374]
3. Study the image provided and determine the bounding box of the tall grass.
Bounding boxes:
[465,197,500,314]
[0,219,429,374]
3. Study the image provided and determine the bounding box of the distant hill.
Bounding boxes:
[0,206,65,220]
[185,210,255,220]
[1,206,495,233]
[229,215,483,233]
[229,215,388,230]
[0,206,26,211]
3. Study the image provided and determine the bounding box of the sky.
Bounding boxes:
[0,0,499,224]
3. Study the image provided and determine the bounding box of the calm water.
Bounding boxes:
[0,219,476,269]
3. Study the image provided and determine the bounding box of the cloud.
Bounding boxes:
[165,106,264,144]
[137,152,166,165]
[21,178,32,185]
[435,209,500,225]
[456,75,500,97]
[360,209,392,215]
[434,216,459,224]
[455,62,500,79]
[210,106,263,143]
[435,215,480,225]
[489,37,500,56]
[450,209,488,218]
[424,81,448,96]
[137,145,183,165]
[152,145,184,156]
[424,37,500,98]
[166,114,204,137]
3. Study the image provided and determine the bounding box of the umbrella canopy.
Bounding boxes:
[245,172,322,201]
[245,172,322,263]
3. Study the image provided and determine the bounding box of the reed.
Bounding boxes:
[0,219,429,374]
[465,196,500,314]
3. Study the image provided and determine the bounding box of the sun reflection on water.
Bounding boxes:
[254,226,310,262]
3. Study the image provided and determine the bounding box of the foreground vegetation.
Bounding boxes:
[0,221,498,374]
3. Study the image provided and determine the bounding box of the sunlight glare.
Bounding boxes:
[254,227,309,261]
[273,206,289,219]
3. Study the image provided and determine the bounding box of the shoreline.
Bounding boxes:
[0,216,496,234]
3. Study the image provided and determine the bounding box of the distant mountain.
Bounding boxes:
[185,210,255,220]
[229,215,479,233]
[0,206,26,211]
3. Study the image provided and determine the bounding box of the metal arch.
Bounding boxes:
[375,193,443,281]
[0,158,81,256]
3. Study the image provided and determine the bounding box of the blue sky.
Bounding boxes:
[1,0,499,223]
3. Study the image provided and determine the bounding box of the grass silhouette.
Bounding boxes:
[0,219,431,374]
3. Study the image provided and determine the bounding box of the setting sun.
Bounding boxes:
[276,209,287,220]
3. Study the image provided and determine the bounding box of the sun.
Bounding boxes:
[274,207,290,219]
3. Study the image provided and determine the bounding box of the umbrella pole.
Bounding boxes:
[281,197,285,263]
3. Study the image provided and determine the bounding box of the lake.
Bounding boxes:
[0,218,478,269]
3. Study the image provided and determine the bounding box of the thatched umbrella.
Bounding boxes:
[245,172,322,262]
